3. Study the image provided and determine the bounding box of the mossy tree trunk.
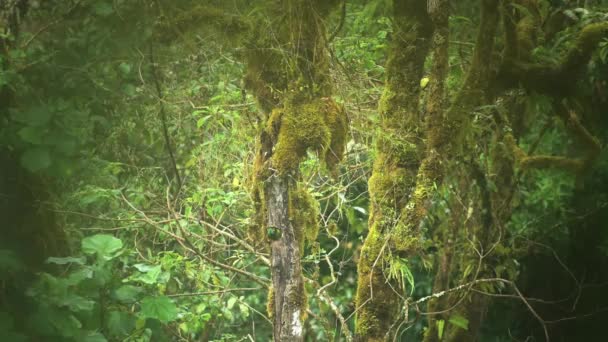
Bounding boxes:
[152,2,346,339]
[246,1,345,340]
[354,1,432,340]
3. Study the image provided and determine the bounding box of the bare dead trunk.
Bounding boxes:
[266,175,305,341]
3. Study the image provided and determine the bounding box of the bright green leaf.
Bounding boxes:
[130,264,162,284]
[227,297,237,310]
[140,296,178,323]
[437,319,445,340]
[449,314,469,330]
[81,234,123,260]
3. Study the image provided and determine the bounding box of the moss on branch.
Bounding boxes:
[500,22,608,96]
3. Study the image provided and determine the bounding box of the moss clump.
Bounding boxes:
[354,227,397,341]
[289,185,320,253]
[288,276,308,322]
[367,155,416,210]
[521,155,584,173]
[267,97,348,175]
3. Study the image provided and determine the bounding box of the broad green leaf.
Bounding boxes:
[18,126,44,144]
[227,297,237,310]
[60,294,95,312]
[140,296,178,323]
[449,314,469,330]
[82,234,123,260]
[65,268,93,286]
[113,285,142,303]
[20,148,51,172]
[131,264,162,284]
[107,311,135,337]
[50,313,82,337]
[13,106,52,126]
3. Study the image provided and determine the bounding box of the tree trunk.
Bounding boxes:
[354,0,432,340]
[267,175,305,341]
[245,2,345,340]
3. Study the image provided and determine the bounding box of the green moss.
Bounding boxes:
[521,155,584,173]
[288,276,308,322]
[355,1,433,338]
[354,227,398,341]
[289,185,320,253]
[268,97,348,175]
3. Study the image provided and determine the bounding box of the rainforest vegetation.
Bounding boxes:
[2,0,608,341]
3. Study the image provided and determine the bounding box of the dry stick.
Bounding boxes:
[168,288,260,297]
[149,43,182,190]
[21,0,83,48]
[121,191,270,287]
[315,225,353,342]
[402,278,549,342]
[125,188,349,336]
[327,0,346,43]
[196,216,270,266]
[162,189,270,287]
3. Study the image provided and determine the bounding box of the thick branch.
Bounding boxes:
[499,22,608,96]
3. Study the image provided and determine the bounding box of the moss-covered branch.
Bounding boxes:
[499,22,608,96]
[517,104,600,175]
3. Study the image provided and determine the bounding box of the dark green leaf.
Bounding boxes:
[20,148,51,172]
[107,311,135,337]
[18,126,44,144]
[113,285,142,303]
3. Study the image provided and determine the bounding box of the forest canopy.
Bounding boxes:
[1,0,608,341]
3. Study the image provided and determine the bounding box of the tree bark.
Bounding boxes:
[267,175,305,341]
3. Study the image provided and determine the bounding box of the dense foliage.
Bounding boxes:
[1,0,608,341]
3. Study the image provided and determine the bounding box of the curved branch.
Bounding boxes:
[499,22,608,96]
